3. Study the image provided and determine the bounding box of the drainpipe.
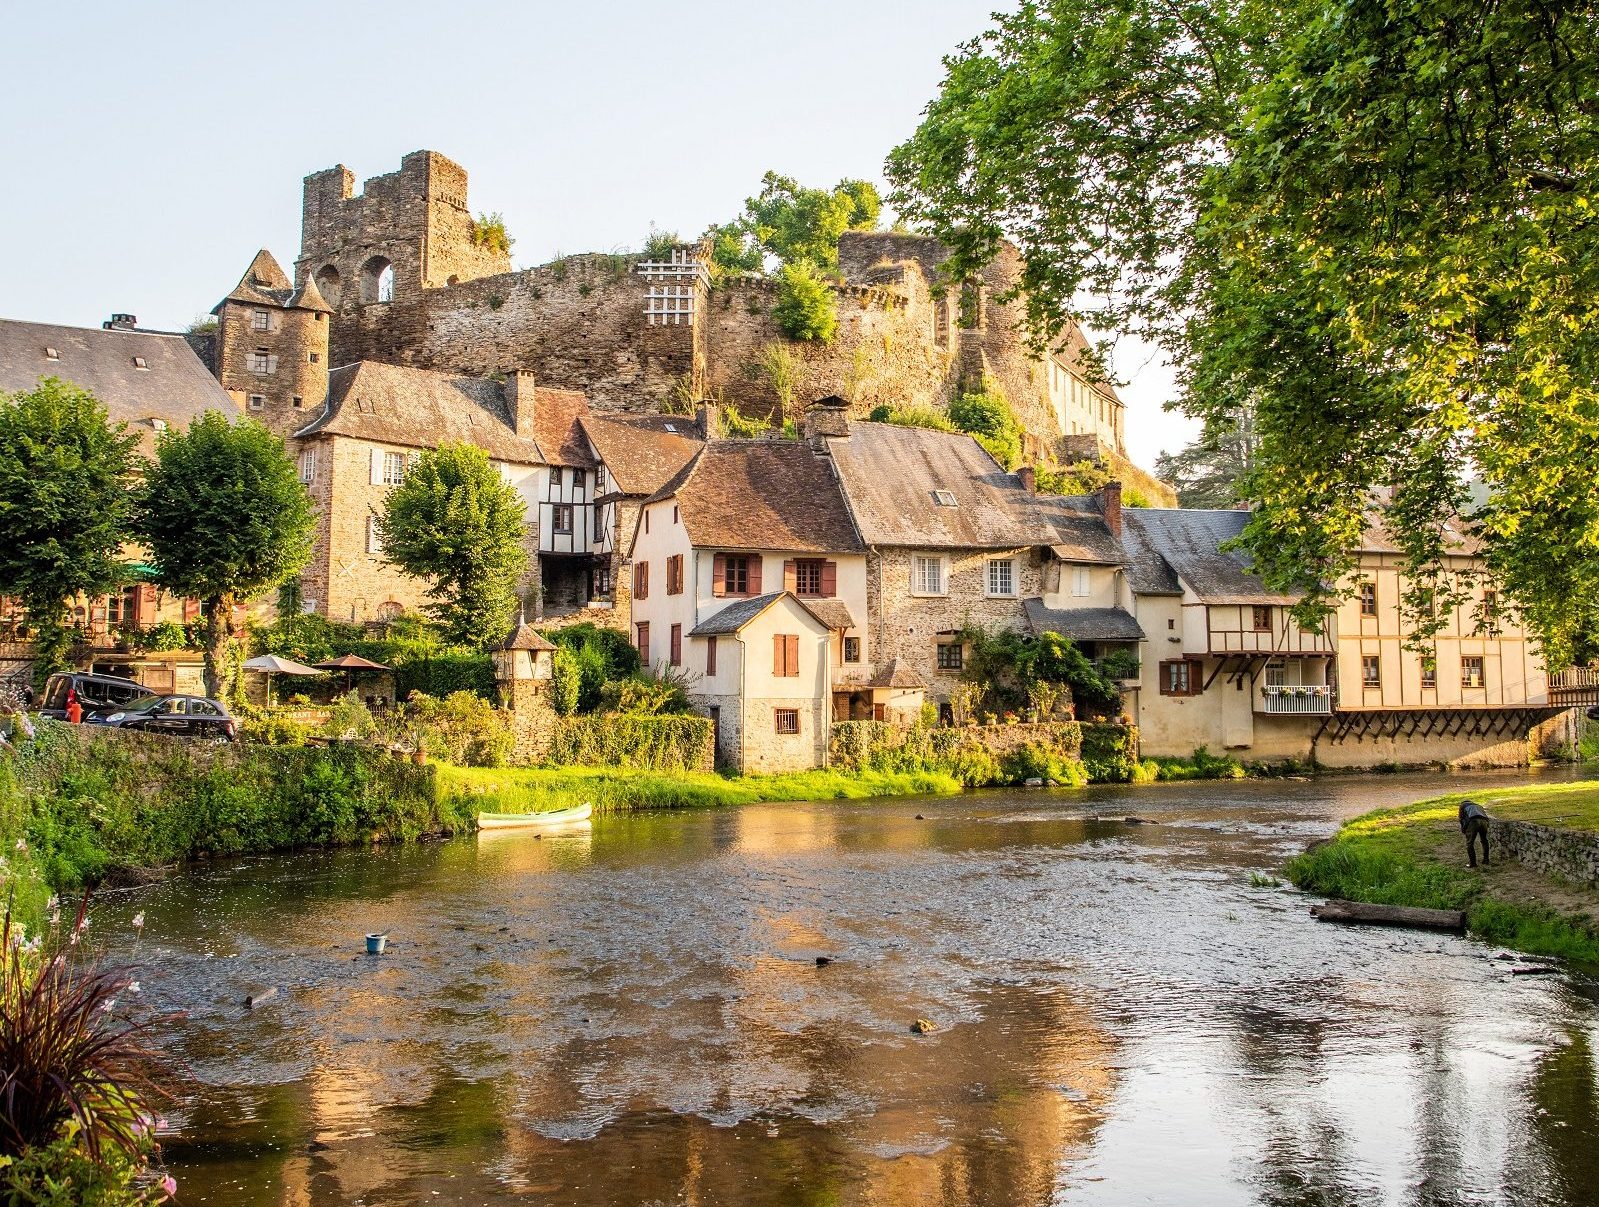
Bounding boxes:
[736,633,749,773]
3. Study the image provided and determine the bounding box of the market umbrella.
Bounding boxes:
[242,654,326,707]
[313,653,391,696]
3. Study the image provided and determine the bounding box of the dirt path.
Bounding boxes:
[1408,817,1599,924]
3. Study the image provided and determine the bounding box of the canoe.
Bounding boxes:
[476,802,593,831]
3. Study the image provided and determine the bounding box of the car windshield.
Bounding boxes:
[117,696,167,714]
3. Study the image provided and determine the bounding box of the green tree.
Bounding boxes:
[1154,401,1260,509]
[706,173,883,275]
[377,443,529,647]
[703,221,765,280]
[550,646,581,716]
[137,413,314,698]
[773,261,839,343]
[949,379,1023,469]
[0,380,139,681]
[888,0,1599,662]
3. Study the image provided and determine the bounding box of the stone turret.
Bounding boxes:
[212,249,330,435]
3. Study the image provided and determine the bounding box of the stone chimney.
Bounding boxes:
[102,313,138,331]
[1017,465,1037,494]
[696,401,721,440]
[802,395,851,452]
[1097,480,1123,538]
[505,369,536,439]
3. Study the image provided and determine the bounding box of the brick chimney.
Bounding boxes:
[505,369,536,439]
[802,395,851,451]
[696,401,721,440]
[1017,465,1036,493]
[1097,480,1123,537]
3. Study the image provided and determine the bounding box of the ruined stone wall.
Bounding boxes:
[1486,817,1599,887]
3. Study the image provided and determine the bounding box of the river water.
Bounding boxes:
[95,769,1599,1206]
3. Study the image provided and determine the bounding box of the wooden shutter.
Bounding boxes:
[747,557,762,595]
[636,622,650,664]
[370,448,384,485]
[670,623,682,666]
[712,553,727,598]
[786,634,799,676]
[783,560,797,592]
[706,635,717,676]
[820,561,837,597]
[634,561,648,600]
[773,634,784,676]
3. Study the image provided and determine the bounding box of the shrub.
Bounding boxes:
[872,406,958,432]
[320,694,376,742]
[544,715,713,772]
[1079,722,1141,782]
[1150,746,1247,781]
[402,691,514,767]
[642,227,680,260]
[1035,461,1114,496]
[469,212,513,255]
[773,261,838,342]
[601,671,693,717]
[1001,741,1087,786]
[394,652,496,700]
[721,404,775,439]
[949,380,1022,469]
[549,648,581,717]
[543,623,641,713]
[125,621,188,654]
[241,713,310,747]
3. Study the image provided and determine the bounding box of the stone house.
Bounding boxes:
[210,250,332,437]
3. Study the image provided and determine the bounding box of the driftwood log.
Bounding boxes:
[1310,899,1466,932]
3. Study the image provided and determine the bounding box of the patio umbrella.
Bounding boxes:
[313,653,391,695]
[242,654,325,707]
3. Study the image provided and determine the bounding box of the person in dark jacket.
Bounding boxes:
[1459,799,1491,868]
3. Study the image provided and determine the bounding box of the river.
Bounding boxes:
[95,768,1599,1206]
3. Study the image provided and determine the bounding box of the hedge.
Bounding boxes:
[544,714,714,772]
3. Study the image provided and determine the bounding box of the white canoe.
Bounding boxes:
[476,802,593,831]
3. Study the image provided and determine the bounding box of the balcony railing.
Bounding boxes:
[1258,685,1333,715]
[1549,667,1599,704]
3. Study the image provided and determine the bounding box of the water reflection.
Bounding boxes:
[93,768,1597,1206]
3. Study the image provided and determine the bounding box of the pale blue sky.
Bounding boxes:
[0,0,1189,463]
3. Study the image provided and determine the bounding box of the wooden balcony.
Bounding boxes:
[1257,685,1334,715]
[1549,667,1599,706]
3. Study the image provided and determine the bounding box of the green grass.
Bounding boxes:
[1286,781,1599,965]
[436,764,963,815]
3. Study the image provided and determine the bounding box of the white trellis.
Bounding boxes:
[644,284,696,325]
[637,249,708,325]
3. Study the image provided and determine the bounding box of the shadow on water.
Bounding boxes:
[92,766,1598,1206]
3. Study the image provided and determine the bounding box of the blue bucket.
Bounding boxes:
[365,933,388,955]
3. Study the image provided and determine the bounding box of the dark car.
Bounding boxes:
[88,694,238,741]
[38,671,155,720]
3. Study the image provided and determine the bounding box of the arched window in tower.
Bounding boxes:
[359,256,394,305]
[314,264,342,308]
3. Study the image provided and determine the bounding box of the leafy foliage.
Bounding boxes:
[398,691,513,767]
[136,414,313,697]
[468,212,513,256]
[708,172,882,274]
[959,625,1120,717]
[1154,399,1259,509]
[641,227,680,260]
[772,261,838,343]
[0,381,140,681]
[889,0,1599,663]
[948,379,1023,469]
[1035,460,1113,496]
[756,342,802,421]
[541,623,641,713]
[867,404,957,432]
[377,444,529,647]
[543,715,712,772]
[704,221,765,280]
[549,648,581,717]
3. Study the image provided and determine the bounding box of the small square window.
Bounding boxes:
[131,356,148,370]
[936,642,964,671]
[1461,656,1485,689]
[1252,605,1271,632]
[932,489,958,507]
[251,310,270,331]
[248,394,265,411]
[43,347,58,360]
[309,352,320,364]
[774,708,800,735]
[292,395,303,409]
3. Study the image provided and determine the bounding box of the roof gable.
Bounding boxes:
[529,388,595,468]
[581,413,703,496]
[1122,509,1299,604]
[219,249,295,310]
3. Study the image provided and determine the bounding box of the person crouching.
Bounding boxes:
[1458,799,1491,868]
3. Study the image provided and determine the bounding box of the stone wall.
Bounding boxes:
[216,301,329,437]
[1487,817,1599,887]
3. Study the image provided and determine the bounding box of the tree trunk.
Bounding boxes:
[1309,900,1466,932]
[201,594,233,701]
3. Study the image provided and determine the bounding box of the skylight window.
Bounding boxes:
[150,418,168,432]
[933,490,959,507]
[664,423,678,432]
[43,347,58,360]
[132,356,148,370]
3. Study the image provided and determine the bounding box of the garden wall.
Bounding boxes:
[1487,818,1599,888]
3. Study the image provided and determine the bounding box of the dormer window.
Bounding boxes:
[932,490,958,507]
[43,347,58,360]
[150,418,168,432]
[131,356,148,370]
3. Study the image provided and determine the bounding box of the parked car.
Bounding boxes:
[88,694,238,741]
[38,672,155,720]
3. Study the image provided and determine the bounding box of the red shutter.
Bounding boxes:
[712,553,726,598]
[634,561,648,600]
[670,623,682,666]
[773,634,784,676]
[747,558,763,595]
[820,561,837,597]
[783,560,797,593]
[786,634,799,677]
[706,635,717,676]
[636,622,650,664]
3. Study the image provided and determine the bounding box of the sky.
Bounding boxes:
[0,0,1195,467]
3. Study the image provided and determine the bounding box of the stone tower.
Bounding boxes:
[212,249,332,435]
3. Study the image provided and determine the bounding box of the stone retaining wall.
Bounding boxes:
[1487,817,1599,887]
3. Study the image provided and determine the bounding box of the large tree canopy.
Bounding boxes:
[706,172,882,276]
[888,0,1599,663]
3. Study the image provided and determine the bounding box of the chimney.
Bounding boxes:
[696,401,721,440]
[1098,480,1123,538]
[103,313,138,331]
[505,369,536,439]
[802,395,851,451]
[1018,465,1037,494]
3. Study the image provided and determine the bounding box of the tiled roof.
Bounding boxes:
[0,318,239,455]
[1053,323,1124,407]
[653,440,864,554]
[530,388,595,469]
[581,413,702,495]
[499,623,557,651]
[1122,509,1299,605]
[1022,599,1145,642]
[294,362,546,464]
[1029,492,1128,564]
[866,657,927,689]
[801,599,856,631]
[827,422,1039,549]
[688,592,833,637]
[216,249,295,310]
[286,272,334,314]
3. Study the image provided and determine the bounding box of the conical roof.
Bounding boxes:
[288,271,335,314]
[214,249,294,312]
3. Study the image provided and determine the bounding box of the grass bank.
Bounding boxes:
[1286,781,1599,965]
[438,764,963,814]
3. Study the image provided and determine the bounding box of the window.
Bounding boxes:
[644,510,650,534]
[1070,567,1091,598]
[292,395,303,409]
[793,559,823,597]
[1461,656,1485,689]
[672,504,679,523]
[706,635,718,676]
[1362,655,1381,688]
[775,708,800,735]
[719,554,752,596]
[573,470,586,490]
[551,467,563,488]
[360,256,394,304]
[366,515,382,555]
[936,642,964,671]
[843,635,860,663]
[1252,605,1271,632]
[666,554,684,595]
[1420,655,1437,689]
[773,633,800,677]
[633,561,649,600]
[298,448,317,485]
[44,346,58,360]
[669,623,682,667]
[382,451,408,486]
[249,347,274,375]
[309,352,320,364]
[986,558,1016,598]
[248,394,265,411]
[1359,581,1377,617]
[1159,659,1199,696]
[635,621,650,664]
[932,489,959,507]
[251,310,270,331]
[552,504,574,534]
[131,356,148,370]
[913,556,946,596]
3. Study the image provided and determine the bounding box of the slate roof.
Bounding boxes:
[688,592,831,637]
[295,362,548,464]
[651,440,864,554]
[1121,509,1299,604]
[1028,492,1128,564]
[530,388,596,469]
[827,422,1039,549]
[286,272,334,314]
[215,249,295,311]
[1053,323,1124,408]
[581,413,702,495]
[0,318,239,455]
[866,657,927,689]
[499,624,557,652]
[801,600,857,631]
[1022,599,1145,642]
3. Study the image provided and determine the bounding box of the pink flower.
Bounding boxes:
[131,911,145,930]
[160,1174,177,1198]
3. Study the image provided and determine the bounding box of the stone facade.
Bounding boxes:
[1487,817,1599,887]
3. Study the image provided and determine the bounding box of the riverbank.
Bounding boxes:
[1286,781,1599,964]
